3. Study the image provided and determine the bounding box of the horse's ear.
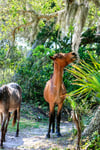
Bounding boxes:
[49,56,55,60]
[57,53,63,58]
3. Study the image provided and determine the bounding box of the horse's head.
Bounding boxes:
[49,52,77,67]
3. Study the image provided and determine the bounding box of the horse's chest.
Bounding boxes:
[55,94,66,104]
[54,96,62,104]
[54,85,66,104]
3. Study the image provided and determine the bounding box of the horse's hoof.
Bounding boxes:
[57,132,62,137]
[46,134,50,138]
[77,144,80,150]
[0,143,3,148]
[15,133,19,137]
[51,129,55,133]
[3,138,5,142]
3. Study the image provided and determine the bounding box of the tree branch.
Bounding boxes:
[12,9,66,42]
[80,35,100,45]
[92,0,100,7]
[38,9,66,20]
[18,10,39,17]
[12,20,34,41]
[80,28,100,45]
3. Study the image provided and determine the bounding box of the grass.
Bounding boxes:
[20,102,48,121]
[6,117,40,132]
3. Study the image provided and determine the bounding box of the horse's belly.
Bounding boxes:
[0,104,5,112]
[9,107,17,112]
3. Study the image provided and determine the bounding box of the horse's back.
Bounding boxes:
[7,83,22,111]
[7,83,22,93]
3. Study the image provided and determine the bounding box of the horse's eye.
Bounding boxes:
[72,52,76,57]
[57,54,63,59]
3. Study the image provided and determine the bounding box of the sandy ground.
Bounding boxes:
[1,122,76,150]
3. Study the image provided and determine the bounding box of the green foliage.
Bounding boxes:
[7,118,39,132]
[82,132,100,150]
[0,0,64,40]
[68,52,100,107]
[0,48,6,67]
[0,45,23,86]
[0,46,22,67]
[15,45,55,105]
[67,52,100,149]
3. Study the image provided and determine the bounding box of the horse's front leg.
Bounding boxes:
[56,103,63,137]
[46,103,55,138]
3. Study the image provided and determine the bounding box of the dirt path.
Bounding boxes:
[2,122,76,150]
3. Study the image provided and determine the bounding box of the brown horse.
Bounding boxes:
[0,83,22,147]
[44,52,77,138]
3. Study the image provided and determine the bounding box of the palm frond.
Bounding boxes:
[68,52,100,102]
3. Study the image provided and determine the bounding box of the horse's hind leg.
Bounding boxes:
[46,103,55,138]
[3,112,10,142]
[56,103,63,137]
[52,108,55,133]
[16,107,20,137]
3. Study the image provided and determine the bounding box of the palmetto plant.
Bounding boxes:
[68,52,100,106]
[67,53,100,149]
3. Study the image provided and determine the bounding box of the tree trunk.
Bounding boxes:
[82,106,100,136]
[72,110,81,150]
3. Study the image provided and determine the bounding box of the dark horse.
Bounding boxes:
[0,83,22,147]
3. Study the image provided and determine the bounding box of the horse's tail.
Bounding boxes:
[12,110,17,126]
[0,113,3,124]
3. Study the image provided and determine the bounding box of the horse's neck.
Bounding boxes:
[52,63,64,92]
